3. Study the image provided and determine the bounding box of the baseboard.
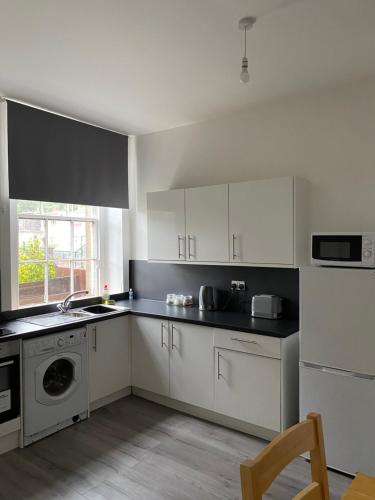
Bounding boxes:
[0,418,21,455]
[0,430,19,455]
[0,417,20,438]
[0,385,274,455]
[90,386,132,412]
[132,387,277,441]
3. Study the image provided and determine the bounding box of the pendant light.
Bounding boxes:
[238,16,256,83]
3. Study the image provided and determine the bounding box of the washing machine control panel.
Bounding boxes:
[24,328,87,357]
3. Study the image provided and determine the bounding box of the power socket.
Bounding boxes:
[231,280,246,291]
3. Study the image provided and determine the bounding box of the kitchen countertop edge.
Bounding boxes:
[0,299,299,342]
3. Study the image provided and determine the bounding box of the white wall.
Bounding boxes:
[130,77,375,261]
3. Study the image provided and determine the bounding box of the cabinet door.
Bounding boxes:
[131,316,170,397]
[214,348,281,431]
[185,185,229,262]
[170,322,214,409]
[147,189,185,261]
[89,316,130,404]
[229,177,294,265]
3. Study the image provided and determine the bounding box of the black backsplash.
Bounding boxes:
[130,260,299,319]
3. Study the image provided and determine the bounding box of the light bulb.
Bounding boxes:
[240,69,250,83]
[240,56,249,83]
[238,17,256,84]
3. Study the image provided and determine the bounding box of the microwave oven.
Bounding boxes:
[311,232,375,268]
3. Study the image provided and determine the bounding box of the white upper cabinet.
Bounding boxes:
[230,177,298,265]
[147,176,307,266]
[147,189,185,261]
[185,184,229,262]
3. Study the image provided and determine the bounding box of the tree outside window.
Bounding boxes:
[18,239,56,284]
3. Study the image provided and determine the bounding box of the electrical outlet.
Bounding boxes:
[231,280,246,291]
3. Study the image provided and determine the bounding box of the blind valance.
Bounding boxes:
[7,100,128,209]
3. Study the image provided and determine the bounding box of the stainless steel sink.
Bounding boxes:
[19,303,128,327]
[19,310,94,327]
[65,311,93,318]
[81,305,117,315]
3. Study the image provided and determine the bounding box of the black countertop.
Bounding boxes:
[122,299,299,338]
[0,299,299,343]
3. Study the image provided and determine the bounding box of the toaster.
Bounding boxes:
[251,294,283,319]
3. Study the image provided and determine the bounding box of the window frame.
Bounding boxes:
[16,203,100,308]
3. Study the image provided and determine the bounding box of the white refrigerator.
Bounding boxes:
[300,267,375,475]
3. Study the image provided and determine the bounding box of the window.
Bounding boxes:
[17,201,99,308]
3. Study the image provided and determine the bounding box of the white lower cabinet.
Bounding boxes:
[169,321,214,409]
[214,348,281,431]
[130,316,298,435]
[131,316,170,396]
[131,316,214,408]
[88,316,131,404]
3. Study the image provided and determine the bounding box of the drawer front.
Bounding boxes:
[213,329,281,359]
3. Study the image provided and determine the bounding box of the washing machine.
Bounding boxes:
[23,327,88,446]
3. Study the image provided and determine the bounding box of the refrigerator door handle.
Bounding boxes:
[300,361,375,381]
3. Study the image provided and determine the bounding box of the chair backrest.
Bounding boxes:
[240,413,330,500]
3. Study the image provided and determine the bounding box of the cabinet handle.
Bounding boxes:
[171,324,177,350]
[93,326,97,352]
[178,235,184,259]
[0,360,14,368]
[231,337,258,345]
[188,235,194,259]
[232,234,238,260]
[161,323,167,348]
[217,351,222,380]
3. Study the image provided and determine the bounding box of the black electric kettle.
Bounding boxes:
[199,286,215,311]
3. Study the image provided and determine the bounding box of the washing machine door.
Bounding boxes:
[35,352,82,405]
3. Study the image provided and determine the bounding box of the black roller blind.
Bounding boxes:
[7,100,128,209]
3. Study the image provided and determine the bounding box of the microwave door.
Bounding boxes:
[312,235,362,262]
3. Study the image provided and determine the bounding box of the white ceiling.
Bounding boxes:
[0,0,375,135]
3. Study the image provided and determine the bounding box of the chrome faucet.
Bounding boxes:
[57,290,89,313]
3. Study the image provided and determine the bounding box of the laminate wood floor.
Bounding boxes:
[0,396,351,500]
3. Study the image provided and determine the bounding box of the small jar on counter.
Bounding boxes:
[166,294,175,305]
[182,295,193,306]
[174,294,184,306]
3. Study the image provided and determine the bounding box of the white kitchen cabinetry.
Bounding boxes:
[88,316,131,404]
[229,176,303,265]
[185,184,229,262]
[214,348,281,431]
[169,321,214,409]
[147,189,185,261]
[131,316,170,396]
[131,316,299,435]
[147,176,307,266]
[214,329,299,432]
[131,316,214,409]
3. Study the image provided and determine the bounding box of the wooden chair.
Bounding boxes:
[240,413,330,500]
